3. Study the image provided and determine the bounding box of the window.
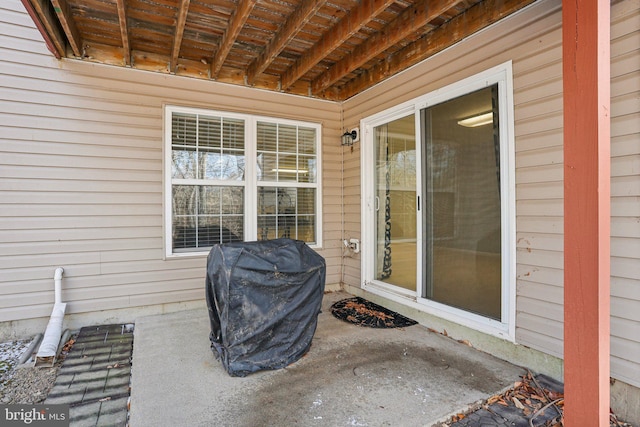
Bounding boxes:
[256,122,318,242]
[165,106,321,256]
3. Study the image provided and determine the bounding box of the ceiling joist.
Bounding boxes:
[246,0,327,85]
[311,0,464,94]
[20,0,65,58]
[280,0,397,91]
[338,0,537,99]
[211,0,258,78]
[115,0,131,66]
[171,0,191,73]
[49,0,82,57]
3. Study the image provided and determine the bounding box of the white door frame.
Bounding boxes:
[360,62,516,341]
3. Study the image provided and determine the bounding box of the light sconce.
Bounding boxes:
[341,128,359,146]
[457,111,493,128]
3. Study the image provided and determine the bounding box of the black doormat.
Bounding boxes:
[330,297,418,328]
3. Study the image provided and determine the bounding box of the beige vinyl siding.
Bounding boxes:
[340,144,362,286]
[343,0,640,388]
[610,0,640,388]
[0,0,342,326]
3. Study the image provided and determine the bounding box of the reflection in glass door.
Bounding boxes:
[374,115,416,291]
[422,85,502,320]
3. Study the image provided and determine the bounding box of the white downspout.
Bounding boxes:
[54,266,63,305]
[36,267,67,366]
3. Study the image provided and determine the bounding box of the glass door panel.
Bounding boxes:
[422,85,502,320]
[374,115,416,291]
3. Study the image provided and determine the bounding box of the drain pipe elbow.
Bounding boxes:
[36,267,67,365]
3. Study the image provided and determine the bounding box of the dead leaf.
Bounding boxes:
[512,397,525,409]
[61,338,76,352]
[487,395,501,405]
[548,390,564,400]
[343,301,393,320]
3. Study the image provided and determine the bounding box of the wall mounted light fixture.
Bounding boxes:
[341,128,359,146]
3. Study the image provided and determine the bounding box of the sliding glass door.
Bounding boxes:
[421,85,502,320]
[374,115,417,292]
[362,64,514,334]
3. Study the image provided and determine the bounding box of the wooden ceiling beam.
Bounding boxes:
[170,0,191,73]
[211,0,258,79]
[115,0,131,66]
[311,0,463,95]
[50,0,82,57]
[246,0,326,85]
[338,0,536,100]
[20,0,65,58]
[280,0,396,91]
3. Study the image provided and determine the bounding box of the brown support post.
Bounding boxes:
[562,0,610,425]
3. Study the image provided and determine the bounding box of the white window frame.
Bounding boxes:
[360,62,516,341]
[164,105,323,258]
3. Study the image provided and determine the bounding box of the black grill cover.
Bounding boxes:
[205,238,326,377]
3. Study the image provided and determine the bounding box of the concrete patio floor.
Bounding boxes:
[129,291,525,426]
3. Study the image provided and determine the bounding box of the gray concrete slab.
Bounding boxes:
[130,292,525,427]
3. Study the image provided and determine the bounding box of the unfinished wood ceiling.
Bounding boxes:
[22,0,535,100]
